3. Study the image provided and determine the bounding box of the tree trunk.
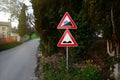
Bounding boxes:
[106,6,120,80]
[20,36,24,43]
[29,35,32,40]
[107,40,115,56]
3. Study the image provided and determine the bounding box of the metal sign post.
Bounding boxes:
[57,12,78,71]
[66,46,68,70]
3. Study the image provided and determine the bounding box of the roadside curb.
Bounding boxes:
[35,47,44,80]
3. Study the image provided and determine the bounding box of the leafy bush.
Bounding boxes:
[80,60,102,80]
[42,57,103,80]
[81,65,102,80]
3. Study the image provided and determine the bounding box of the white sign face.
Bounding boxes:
[61,16,72,26]
[61,33,74,44]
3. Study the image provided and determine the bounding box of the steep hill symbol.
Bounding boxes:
[63,20,72,26]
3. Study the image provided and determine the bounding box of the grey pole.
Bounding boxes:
[66,47,68,70]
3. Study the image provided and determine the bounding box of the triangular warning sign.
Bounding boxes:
[57,30,78,47]
[57,12,77,29]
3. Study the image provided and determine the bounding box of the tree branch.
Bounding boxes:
[107,40,115,56]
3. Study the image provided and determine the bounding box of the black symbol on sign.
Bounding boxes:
[63,41,72,43]
[63,20,72,26]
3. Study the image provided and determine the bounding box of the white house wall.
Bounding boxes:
[0,21,12,38]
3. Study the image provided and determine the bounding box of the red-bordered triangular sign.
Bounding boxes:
[57,29,78,47]
[57,12,77,29]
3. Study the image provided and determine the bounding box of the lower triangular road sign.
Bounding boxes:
[57,29,78,47]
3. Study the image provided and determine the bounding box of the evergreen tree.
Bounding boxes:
[86,0,120,79]
[31,0,95,58]
[18,4,27,42]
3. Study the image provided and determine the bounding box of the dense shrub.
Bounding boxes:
[0,42,21,51]
[41,55,103,80]
[80,60,102,80]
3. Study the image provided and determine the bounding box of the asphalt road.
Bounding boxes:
[0,39,40,80]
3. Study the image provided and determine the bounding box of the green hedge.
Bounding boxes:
[0,42,21,51]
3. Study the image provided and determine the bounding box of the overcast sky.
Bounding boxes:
[0,0,33,28]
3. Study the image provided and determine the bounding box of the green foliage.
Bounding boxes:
[18,4,27,37]
[81,66,102,80]
[0,42,21,51]
[31,34,39,39]
[23,33,39,41]
[31,0,95,61]
[86,0,120,41]
[26,27,35,40]
[24,35,29,40]
[31,0,120,79]
[106,56,116,67]
[31,0,61,56]
[42,59,77,80]
[80,60,103,80]
[69,3,95,62]
[85,1,120,78]
[42,59,103,80]
[118,76,120,80]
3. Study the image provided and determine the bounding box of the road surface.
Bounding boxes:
[0,39,39,80]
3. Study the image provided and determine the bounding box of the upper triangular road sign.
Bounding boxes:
[57,12,77,29]
[57,29,78,47]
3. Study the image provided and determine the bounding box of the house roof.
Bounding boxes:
[0,21,10,26]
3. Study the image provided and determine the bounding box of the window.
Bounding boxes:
[2,27,6,31]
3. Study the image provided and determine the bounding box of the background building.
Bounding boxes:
[0,21,11,39]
